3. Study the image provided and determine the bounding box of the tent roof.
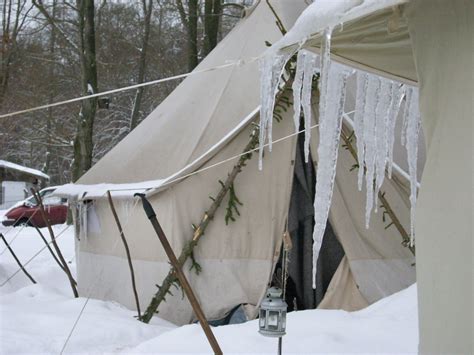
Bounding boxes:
[77,0,307,188]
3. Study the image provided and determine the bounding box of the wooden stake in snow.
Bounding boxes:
[34,226,67,274]
[0,233,36,284]
[106,190,142,320]
[31,188,78,297]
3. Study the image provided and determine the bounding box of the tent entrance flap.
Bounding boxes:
[279,122,345,310]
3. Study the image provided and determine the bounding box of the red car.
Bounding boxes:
[2,188,68,228]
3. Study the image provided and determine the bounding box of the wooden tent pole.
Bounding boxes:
[135,194,223,355]
[106,190,142,320]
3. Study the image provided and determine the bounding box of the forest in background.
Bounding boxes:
[1,0,250,184]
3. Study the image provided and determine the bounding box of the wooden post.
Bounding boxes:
[136,194,223,355]
[0,233,36,284]
[106,191,142,320]
[31,188,79,297]
[34,226,68,275]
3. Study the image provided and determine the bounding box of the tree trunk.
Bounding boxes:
[72,0,98,182]
[129,0,153,132]
[187,0,198,71]
[0,0,27,106]
[177,0,199,72]
[203,0,220,57]
[44,0,57,177]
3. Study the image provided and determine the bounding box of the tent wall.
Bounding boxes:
[73,0,420,327]
[407,0,473,352]
[76,101,297,325]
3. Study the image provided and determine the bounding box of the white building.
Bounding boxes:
[0,160,50,209]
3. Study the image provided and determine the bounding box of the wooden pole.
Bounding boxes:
[34,226,68,274]
[0,233,36,284]
[31,188,79,297]
[106,190,142,320]
[136,194,223,355]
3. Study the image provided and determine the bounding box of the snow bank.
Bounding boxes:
[0,213,418,354]
[128,285,418,354]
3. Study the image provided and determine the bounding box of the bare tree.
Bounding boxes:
[72,0,98,181]
[129,0,153,132]
[33,0,98,182]
[203,0,221,57]
[0,0,32,105]
[176,0,198,71]
[1,0,244,184]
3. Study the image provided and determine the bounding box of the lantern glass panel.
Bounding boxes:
[259,309,266,328]
[267,310,279,329]
[282,311,287,329]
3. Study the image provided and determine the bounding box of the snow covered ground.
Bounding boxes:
[0,210,418,354]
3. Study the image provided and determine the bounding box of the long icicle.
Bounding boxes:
[353,71,368,191]
[292,50,306,132]
[363,75,381,228]
[301,50,318,163]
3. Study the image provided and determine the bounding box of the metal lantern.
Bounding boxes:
[258,287,287,337]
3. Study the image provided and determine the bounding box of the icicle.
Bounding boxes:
[400,88,412,147]
[373,78,394,210]
[258,52,292,170]
[317,27,333,119]
[292,50,319,163]
[301,51,318,163]
[386,84,406,178]
[292,51,306,132]
[353,71,368,191]
[403,87,421,246]
[362,75,381,228]
[312,63,352,289]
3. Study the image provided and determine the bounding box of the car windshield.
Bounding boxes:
[24,188,55,205]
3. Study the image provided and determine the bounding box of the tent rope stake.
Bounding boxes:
[140,126,261,323]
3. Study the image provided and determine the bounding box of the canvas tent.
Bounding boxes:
[57,0,418,319]
[56,0,472,353]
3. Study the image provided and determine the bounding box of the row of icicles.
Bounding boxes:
[259,27,421,288]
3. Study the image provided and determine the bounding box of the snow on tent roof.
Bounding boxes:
[0,160,50,181]
[271,0,416,84]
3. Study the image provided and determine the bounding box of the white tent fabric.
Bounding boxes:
[60,0,420,329]
[407,1,473,352]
